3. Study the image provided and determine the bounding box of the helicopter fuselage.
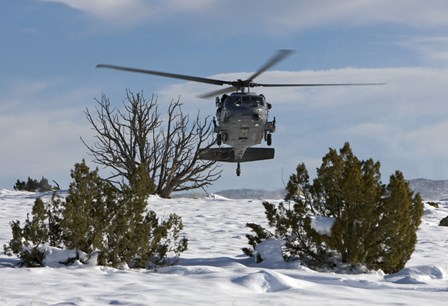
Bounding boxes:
[214,92,275,161]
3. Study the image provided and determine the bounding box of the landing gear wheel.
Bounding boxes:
[216,133,222,146]
[267,133,272,146]
[236,162,241,176]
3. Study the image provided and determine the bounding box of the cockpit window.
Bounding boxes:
[227,95,264,107]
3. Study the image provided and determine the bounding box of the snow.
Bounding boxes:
[256,239,285,264]
[1,190,448,305]
[310,215,336,236]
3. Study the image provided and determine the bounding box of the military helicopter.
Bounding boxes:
[97,50,383,176]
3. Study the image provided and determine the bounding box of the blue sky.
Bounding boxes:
[2,0,448,192]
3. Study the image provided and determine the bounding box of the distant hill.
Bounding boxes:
[409,179,448,201]
[214,188,285,200]
[215,179,448,201]
[175,179,448,201]
[173,188,285,200]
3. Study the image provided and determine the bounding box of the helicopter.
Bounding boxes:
[96,50,383,176]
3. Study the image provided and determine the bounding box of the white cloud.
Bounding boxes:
[41,0,448,30]
[41,0,213,26]
[42,0,151,25]
[0,109,91,189]
[269,0,448,29]
[395,36,448,64]
[0,79,95,189]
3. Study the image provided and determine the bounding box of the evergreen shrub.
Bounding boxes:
[4,160,188,268]
[244,142,423,274]
[13,177,56,192]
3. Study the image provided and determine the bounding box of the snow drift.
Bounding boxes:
[1,190,448,305]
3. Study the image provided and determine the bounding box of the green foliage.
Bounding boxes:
[3,197,55,267]
[13,177,57,192]
[4,160,188,268]
[243,222,274,263]
[245,142,423,274]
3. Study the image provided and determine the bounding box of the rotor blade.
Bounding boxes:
[246,49,294,82]
[199,86,238,99]
[253,82,386,87]
[96,64,230,86]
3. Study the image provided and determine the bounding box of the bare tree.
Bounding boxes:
[82,90,221,198]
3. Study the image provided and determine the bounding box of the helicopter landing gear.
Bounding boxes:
[236,161,241,176]
[216,132,228,146]
[264,131,272,146]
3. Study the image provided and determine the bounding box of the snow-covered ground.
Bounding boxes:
[1,189,447,305]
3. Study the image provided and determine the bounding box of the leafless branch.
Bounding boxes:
[82,91,221,197]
